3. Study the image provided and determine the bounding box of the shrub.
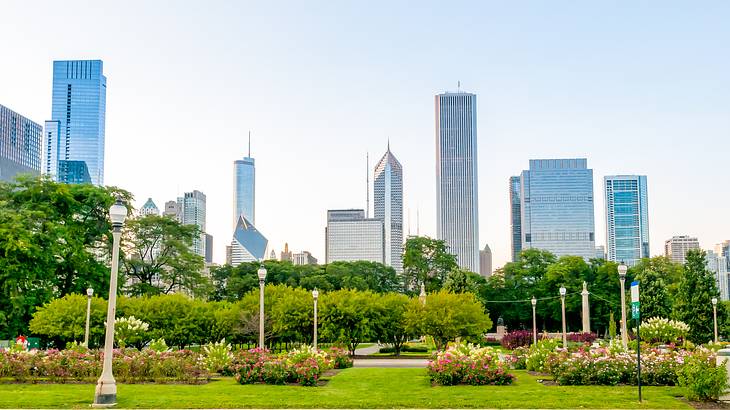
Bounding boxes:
[286,345,330,370]
[327,347,353,369]
[566,332,598,344]
[508,346,529,369]
[501,330,536,350]
[678,349,727,402]
[147,338,169,352]
[202,339,233,374]
[232,348,270,383]
[640,317,690,345]
[291,357,321,386]
[114,316,149,348]
[427,343,514,386]
[261,359,289,385]
[525,338,560,372]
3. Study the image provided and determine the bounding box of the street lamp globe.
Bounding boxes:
[109,198,127,226]
[559,286,566,297]
[87,288,94,297]
[257,264,267,281]
[617,263,628,279]
[312,289,319,300]
[531,296,537,307]
[712,297,718,306]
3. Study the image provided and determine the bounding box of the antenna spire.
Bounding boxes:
[366,153,370,218]
[248,130,251,157]
[387,137,390,152]
[457,80,461,91]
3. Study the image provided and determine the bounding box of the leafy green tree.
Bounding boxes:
[632,259,673,319]
[372,293,417,356]
[0,176,130,338]
[443,269,486,294]
[407,290,492,350]
[320,289,379,354]
[674,250,724,343]
[29,294,108,348]
[403,236,458,292]
[121,214,208,297]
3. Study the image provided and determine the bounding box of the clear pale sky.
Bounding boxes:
[2,1,728,268]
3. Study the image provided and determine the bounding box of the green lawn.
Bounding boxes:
[0,369,690,409]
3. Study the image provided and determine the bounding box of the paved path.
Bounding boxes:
[353,343,381,355]
[353,358,428,368]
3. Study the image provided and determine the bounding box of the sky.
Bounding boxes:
[2,1,729,269]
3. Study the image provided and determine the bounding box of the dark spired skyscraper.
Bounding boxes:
[374,142,403,273]
[45,60,107,185]
[435,90,479,273]
[509,176,522,262]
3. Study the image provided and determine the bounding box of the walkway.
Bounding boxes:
[353,358,429,368]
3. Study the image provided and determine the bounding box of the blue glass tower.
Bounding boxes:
[233,134,255,226]
[519,159,595,260]
[46,60,106,185]
[509,176,522,262]
[604,175,649,266]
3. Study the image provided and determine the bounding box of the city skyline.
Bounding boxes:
[2,1,728,269]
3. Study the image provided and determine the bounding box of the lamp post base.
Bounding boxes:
[93,381,117,407]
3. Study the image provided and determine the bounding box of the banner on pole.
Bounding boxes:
[631,281,640,320]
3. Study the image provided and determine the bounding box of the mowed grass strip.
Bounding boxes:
[0,369,690,409]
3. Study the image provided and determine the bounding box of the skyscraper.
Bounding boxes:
[435,91,479,272]
[139,198,160,216]
[479,244,492,278]
[374,143,403,273]
[518,159,596,260]
[716,241,730,271]
[665,235,700,264]
[0,104,42,182]
[233,135,255,225]
[46,60,107,185]
[509,176,522,262]
[706,250,729,301]
[604,175,650,266]
[177,190,207,257]
[228,215,268,266]
[325,209,384,264]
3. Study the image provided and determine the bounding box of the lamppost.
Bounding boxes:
[531,296,537,345]
[618,263,628,349]
[559,286,567,347]
[257,263,267,349]
[93,198,126,407]
[712,297,718,343]
[312,289,319,350]
[84,288,94,347]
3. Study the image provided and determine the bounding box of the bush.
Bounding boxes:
[566,332,598,344]
[202,339,233,374]
[114,316,149,348]
[291,357,321,386]
[508,346,529,369]
[261,359,289,385]
[525,338,560,372]
[640,317,690,345]
[501,330,537,350]
[327,347,353,369]
[232,348,270,383]
[147,338,169,352]
[678,349,727,402]
[427,343,514,386]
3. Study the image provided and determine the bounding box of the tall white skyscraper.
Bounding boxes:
[233,134,255,225]
[604,175,650,266]
[374,143,403,273]
[435,91,479,273]
[177,190,207,257]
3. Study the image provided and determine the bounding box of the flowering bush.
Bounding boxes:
[508,346,529,369]
[113,316,150,348]
[501,330,539,350]
[525,338,560,372]
[261,359,289,385]
[291,357,321,386]
[231,348,270,382]
[566,332,598,344]
[678,348,727,401]
[427,343,514,386]
[147,338,169,352]
[202,339,233,374]
[286,345,331,370]
[232,347,328,386]
[640,317,690,345]
[327,347,353,369]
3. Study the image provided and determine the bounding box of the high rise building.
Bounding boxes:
[0,104,42,182]
[292,251,318,266]
[280,243,292,262]
[716,241,730,271]
[233,135,255,225]
[435,91,479,272]
[163,200,180,220]
[205,233,213,264]
[604,175,650,266]
[325,209,384,264]
[595,245,606,260]
[177,190,207,257]
[518,159,596,260]
[665,235,700,264]
[706,250,729,301]
[227,215,268,266]
[139,198,160,216]
[509,176,522,262]
[374,143,403,273]
[46,60,107,185]
[479,244,492,278]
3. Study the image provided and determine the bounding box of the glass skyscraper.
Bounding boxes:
[177,190,207,258]
[46,60,107,185]
[435,91,479,273]
[604,175,649,266]
[519,159,596,260]
[509,176,522,262]
[374,143,403,273]
[0,104,42,182]
[233,150,255,225]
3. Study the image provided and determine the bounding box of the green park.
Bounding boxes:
[2,177,730,409]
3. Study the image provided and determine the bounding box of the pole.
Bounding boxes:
[93,227,121,407]
[637,316,642,402]
[561,295,567,347]
[84,294,92,347]
[313,297,318,350]
[714,304,719,343]
[259,278,265,349]
[620,277,628,349]
[532,303,537,345]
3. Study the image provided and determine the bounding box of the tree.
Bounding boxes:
[0,176,131,338]
[29,294,108,348]
[403,236,458,292]
[674,250,724,343]
[320,289,379,354]
[407,290,492,350]
[372,293,417,356]
[632,259,672,319]
[121,214,208,297]
[443,269,486,294]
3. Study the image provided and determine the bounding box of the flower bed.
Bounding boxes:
[427,343,514,386]
[232,346,351,387]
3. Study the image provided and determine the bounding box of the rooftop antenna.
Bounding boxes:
[248,130,251,157]
[457,80,461,92]
[366,152,370,218]
[387,137,390,152]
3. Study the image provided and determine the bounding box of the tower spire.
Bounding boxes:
[248,130,251,157]
[366,152,370,218]
[387,138,390,152]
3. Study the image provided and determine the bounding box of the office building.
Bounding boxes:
[233,144,255,225]
[595,245,606,260]
[706,250,729,301]
[177,190,207,257]
[227,215,268,266]
[139,198,160,216]
[205,233,213,264]
[46,60,107,185]
[479,244,492,278]
[435,91,479,272]
[604,175,650,266]
[292,251,318,266]
[325,209,384,264]
[517,159,596,260]
[280,243,292,262]
[374,143,403,273]
[716,241,730,271]
[665,235,700,264]
[509,176,522,262]
[0,104,42,182]
[163,200,180,220]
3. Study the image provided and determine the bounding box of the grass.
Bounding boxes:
[0,369,690,409]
